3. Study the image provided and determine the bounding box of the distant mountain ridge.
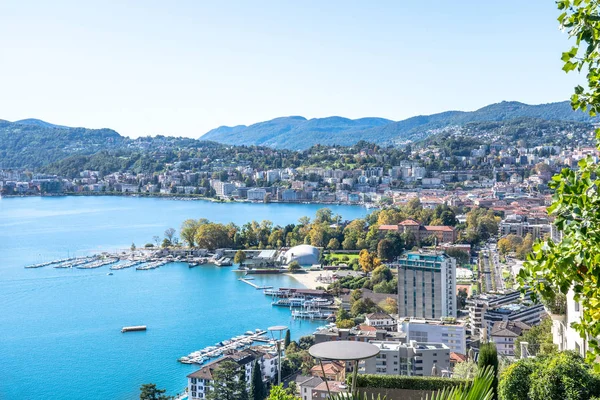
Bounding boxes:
[202,100,596,149]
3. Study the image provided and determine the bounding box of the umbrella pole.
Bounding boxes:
[351,359,359,394]
[319,359,331,396]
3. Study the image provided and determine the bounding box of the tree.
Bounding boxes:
[336,319,355,329]
[499,351,600,400]
[195,223,233,250]
[358,249,381,273]
[315,208,333,224]
[234,250,247,265]
[164,227,176,242]
[180,219,200,247]
[378,297,398,314]
[139,383,172,400]
[518,0,600,364]
[131,242,136,251]
[284,329,291,349]
[452,360,478,380]
[371,265,393,285]
[287,261,301,272]
[327,238,340,250]
[266,384,297,400]
[207,360,248,400]
[350,297,378,317]
[478,343,498,400]
[377,239,395,261]
[498,359,534,400]
[514,317,556,358]
[249,360,266,400]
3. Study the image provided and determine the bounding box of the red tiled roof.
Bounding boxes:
[424,225,455,232]
[399,219,421,226]
[450,352,468,363]
[378,225,399,231]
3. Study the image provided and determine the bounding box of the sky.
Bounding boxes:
[0,0,583,139]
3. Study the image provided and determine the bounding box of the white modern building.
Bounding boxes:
[361,340,450,377]
[551,290,588,356]
[398,318,467,354]
[247,188,267,201]
[394,251,457,319]
[282,244,320,266]
[364,312,396,331]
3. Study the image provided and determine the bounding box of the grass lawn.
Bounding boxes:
[326,253,359,261]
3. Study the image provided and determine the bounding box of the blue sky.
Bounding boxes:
[0,1,581,138]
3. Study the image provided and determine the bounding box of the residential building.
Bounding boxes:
[361,341,450,377]
[467,291,529,338]
[379,219,457,244]
[490,320,531,356]
[187,348,277,400]
[364,312,396,331]
[394,251,457,319]
[482,303,545,337]
[296,375,324,400]
[247,188,267,201]
[398,318,467,354]
[551,289,588,357]
[309,360,345,381]
[311,381,348,399]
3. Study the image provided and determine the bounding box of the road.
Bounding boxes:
[479,244,505,293]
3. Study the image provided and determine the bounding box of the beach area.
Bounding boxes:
[284,270,329,290]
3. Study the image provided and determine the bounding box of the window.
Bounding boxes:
[575,302,580,312]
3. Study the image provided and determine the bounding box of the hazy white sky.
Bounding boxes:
[0,0,581,138]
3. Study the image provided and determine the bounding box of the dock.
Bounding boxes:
[239,278,273,290]
[179,330,269,364]
[121,325,147,333]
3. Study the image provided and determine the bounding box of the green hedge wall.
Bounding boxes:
[356,374,470,390]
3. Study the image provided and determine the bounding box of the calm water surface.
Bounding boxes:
[0,196,367,400]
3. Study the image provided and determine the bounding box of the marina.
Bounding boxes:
[178,329,269,365]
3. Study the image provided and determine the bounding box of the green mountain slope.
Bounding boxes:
[201,101,596,149]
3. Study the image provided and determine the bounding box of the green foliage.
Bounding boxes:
[424,366,494,400]
[139,383,172,400]
[327,393,386,400]
[517,0,600,365]
[499,351,600,400]
[234,250,247,265]
[452,360,478,380]
[371,266,393,285]
[284,329,291,349]
[514,317,556,358]
[355,374,469,391]
[207,360,248,400]
[288,261,301,272]
[267,384,298,400]
[498,359,535,400]
[478,343,498,400]
[250,360,266,400]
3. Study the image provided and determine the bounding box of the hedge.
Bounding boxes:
[356,374,470,391]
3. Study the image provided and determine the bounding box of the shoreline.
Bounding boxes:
[0,192,372,208]
[283,270,329,290]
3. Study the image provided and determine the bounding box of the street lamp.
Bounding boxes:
[268,325,287,385]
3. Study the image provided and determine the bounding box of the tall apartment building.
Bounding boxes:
[394,251,457,319]
[398,318,467,354]
[361,341,450,377]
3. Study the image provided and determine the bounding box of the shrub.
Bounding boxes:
[498,359,534,400]
[528,351,600,400]
[355,374,469,391]
[478,343,498,400]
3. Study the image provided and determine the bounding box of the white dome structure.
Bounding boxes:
[283,244,320,266]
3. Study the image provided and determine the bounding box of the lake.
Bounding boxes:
[0,196,367,400]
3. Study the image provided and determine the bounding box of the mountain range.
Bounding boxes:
[0,100,596,169]
[201,101,595,149]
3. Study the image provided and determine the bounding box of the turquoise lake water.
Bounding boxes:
[0,196,367,400]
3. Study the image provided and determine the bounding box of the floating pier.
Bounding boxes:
[121,325,147,333]
[239,278,273,290]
